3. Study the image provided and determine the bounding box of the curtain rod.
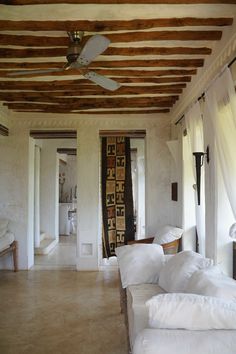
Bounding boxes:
[175,55,236,126]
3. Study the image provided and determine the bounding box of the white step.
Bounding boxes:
[40,232,47,242]
[34,238,57,255]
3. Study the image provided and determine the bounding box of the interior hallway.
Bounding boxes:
[0,270,127,354]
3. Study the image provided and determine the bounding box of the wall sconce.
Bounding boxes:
[193,146,209,205]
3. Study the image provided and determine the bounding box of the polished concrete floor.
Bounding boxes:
[34,235,77,270]
[0,270,127,354]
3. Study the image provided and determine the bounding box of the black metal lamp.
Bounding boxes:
[193,146,209,205]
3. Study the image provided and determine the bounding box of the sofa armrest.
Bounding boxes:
[128,237,180,254]
[128,237,154,245]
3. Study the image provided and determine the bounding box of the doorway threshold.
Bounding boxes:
[31,264,76,271]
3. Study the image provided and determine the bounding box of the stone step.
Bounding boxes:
[34,238,57,255]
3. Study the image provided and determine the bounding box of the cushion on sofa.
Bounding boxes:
[186,266,236,301]
[158,251,213,292]
[127,283,165,348]
[146,293,236,330]
[153,225,183,245]
[133,328,236,354]
[0,218,9,238]
[115,244,164,288]
[0,232,14,252]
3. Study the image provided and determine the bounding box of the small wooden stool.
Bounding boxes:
[0,240,18,272]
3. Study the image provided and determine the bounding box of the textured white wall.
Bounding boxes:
[76,117,171,270]
[0,127,31,269]
[0,114,171,270]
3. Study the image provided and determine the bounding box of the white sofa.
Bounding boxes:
[116,245,236,354]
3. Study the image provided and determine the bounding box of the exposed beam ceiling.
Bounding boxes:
[0,2,235,115]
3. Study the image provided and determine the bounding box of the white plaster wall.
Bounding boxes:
[28,137,35,267]
[0,105,10,128]
[168,124,183,229]
[2,113,171,270]
[0,127,31,270]
[76,116,171,270]
[40,141,59,240]
[145,120,171,235]
[77,126,100,270]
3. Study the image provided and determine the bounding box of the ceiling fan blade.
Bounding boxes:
[78,35,110,66]
[84,71,121,91]
[7,68,64,77]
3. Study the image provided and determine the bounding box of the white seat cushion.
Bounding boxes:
[0,232,14,252]
[133,328,236,354]
[147,293,236,330]
[127,283,165,348]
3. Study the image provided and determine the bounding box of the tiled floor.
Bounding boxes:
[0,269,128,354]
[34,235,76,270]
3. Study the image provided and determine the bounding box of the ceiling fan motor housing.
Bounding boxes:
[67,43,82,63]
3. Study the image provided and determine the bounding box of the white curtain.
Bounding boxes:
[185,102,205,255]
[205,67,236,219]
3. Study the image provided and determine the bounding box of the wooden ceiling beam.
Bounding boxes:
[0,18,232,31]
[12,109,170,114]
[0,59,204,70]
[4,98,176,110]
[0,46,212,58]
[85,59,204,68]
[0,68,197,77]
[30,130,77,138]
[0,31,222,47]
[1,1,236,5]
[1,94,178,105]
[0,77,191,90]
[0,85,185,97]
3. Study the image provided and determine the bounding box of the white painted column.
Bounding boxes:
[40,141,59,241]
[34,145,41,248]
[76,126,99,270]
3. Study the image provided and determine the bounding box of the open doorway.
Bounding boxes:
[99,131,146,269]
[29,130,77,270]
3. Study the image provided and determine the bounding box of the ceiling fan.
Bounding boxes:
[7,31,121,91]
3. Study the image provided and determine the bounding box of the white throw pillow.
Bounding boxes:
[147,293,236,330]
[153,225,183,245]
[158,250,213,292]
[115,244,164,289]
[186,266,236,301]
[0,218,9,238]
